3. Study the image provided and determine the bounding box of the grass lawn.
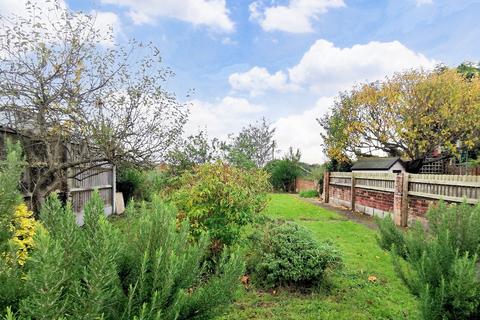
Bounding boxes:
[218,194,420,320]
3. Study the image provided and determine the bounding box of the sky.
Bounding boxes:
[1,0,479,164]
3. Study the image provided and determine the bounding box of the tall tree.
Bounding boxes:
[264,147,301,192]
[457,61,480,79]
[319,68,480,172]
[165,130,220,173]
[222,118,276,168]
[0,1,187,208]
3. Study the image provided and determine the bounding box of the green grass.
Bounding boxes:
[218,194,420,320]
[298,189,319,198]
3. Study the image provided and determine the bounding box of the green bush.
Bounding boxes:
[117,167,170,203]
[0,141,26,313]
[427,201,480,256]
[0,141,24,252]
[310,165,325,194]
[299,189,319,198]
[375,215,407,258]
[248,221,342,289]
[5,193,243,319]
[264,159,299,192]
[118,197,244,320]
[169,162,271,251]
[377,201,480,319]
[116,167,146,202]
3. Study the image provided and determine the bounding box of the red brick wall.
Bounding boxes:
[329,185,351,202]
[295,178,318,193]
[355,188,394,212]
[407,196,444,220]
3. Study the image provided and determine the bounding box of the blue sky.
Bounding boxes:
[2,0,479,163]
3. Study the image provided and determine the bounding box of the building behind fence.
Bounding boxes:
[323,171,480,226]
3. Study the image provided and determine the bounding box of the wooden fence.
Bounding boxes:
[68,164,116,225]
[1,126,116,224]
[324,172,480,226]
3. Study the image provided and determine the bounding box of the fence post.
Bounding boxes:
[401,173,409,227]
[112,165,116,215]
[323,171,330,203]
[350,172,356,211]
[393,173,409,227]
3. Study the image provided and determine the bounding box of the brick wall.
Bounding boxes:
[295,178,318,193]
[407,196,447,225]
[328,185,351,207]
[355,188,394,213]
[329,185,350,201]
[325,172,480,227]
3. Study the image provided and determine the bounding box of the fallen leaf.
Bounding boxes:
[240,275,250,288]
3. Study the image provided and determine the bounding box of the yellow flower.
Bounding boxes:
[7,203,37,266]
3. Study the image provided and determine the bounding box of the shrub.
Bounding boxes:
[8,204,37,266]
[169,162,271,250]
[117,167,170,203]
[0,141,24,252]
[299,189,319,198]
[0,141,28,313]
[144,170,171,198]
[120,198,244,319]
[427,201,480,256]
[116,167,146,202]
[377,201,480,319]
[375,215,407,258]
[249,221,342,289]
[264,159,299,192]
[310,165,325,194]
[5,193,243,319]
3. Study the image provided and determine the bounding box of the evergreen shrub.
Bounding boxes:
[376,201,480,319]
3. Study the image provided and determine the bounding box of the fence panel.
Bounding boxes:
[355,173,396,192]
[68,164,115,223]
[326,171,480,226]
[330,172,352,187]
[408,174,480,204]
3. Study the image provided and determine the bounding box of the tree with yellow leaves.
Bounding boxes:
[319,68,480,172]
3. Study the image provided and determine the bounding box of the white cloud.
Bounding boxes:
[225,40,436,162]
[0,0,69,18]
[101,0,234,32]
[184,95,331,164]
[289,39,437,94]
[230,40,436,96]
[0,0,28,14]
[416,0,433,6]
[221,37,238,45]
[249,0,345,33]
[184,96,265,138]
[228,66,300,96]
[273,97,333,164]
[0,0,121,46]
[90,10,123,46]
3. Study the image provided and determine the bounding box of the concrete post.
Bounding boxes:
[323,171,330,203]
[112,165,116,215]
[401,173,409,226]
[393,173,409,227]
[350,173,356,211]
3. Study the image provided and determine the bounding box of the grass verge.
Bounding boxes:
[218,193,419,320]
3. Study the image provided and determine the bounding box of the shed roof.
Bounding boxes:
[351,157,403,171]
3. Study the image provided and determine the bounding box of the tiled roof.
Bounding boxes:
[351,157,402,170]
